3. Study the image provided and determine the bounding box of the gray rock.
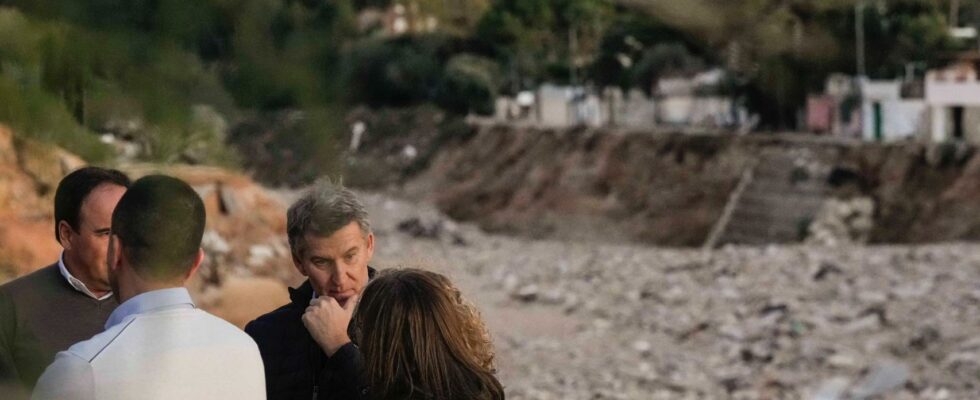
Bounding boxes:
[847,360,909,399]
[811,377,850,400]
[202,230,231,254]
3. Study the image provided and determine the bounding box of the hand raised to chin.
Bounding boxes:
[302,294,359,356]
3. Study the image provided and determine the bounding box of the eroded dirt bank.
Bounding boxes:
[405,124,980,246]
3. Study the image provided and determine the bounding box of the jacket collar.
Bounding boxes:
[288,266,377,306]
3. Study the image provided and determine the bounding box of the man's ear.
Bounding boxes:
[183,248,205,282]
[107,234,121,273]
[291,251,308,277]
[58,221,74,250]
[364,233,375,261]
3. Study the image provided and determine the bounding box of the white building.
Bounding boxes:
[859,79,927,142]
[925,57,980,142]
[488,69,748,131]
[535,85,605,127]
[654,69,743,129]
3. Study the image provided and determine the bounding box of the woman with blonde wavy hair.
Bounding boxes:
[350,268,504,400]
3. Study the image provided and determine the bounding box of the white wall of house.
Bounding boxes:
[537,85,574,127]
[657,96,695,125]
[491,80,741,131]
[860,80,902,101]
[861,100,928,141]
[691,98,736,127]
[657,97,735,127]
[657,78,696,97]
[573,94,605,127]
[613,90,657,128]
[534,85,609,127]
[925,81,980,106]
[925,65,980,142]
[495,97,517,120]
[964,108,980,143]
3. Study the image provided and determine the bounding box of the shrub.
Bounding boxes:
[344,37,442,108]
[435,54,498,115]
[0,74,112,162]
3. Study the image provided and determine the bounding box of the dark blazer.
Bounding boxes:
[245,270,374,400]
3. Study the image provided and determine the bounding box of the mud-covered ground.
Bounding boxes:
[357,191,980,400]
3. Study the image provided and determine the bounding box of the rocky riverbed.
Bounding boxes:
[1,126,976,399]
[357,191,980,400]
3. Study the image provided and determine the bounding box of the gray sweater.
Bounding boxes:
[0,264,117,391]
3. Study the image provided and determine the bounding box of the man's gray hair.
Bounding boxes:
[287,180,371,258]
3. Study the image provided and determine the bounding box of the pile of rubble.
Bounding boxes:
[806,197,875,246]
[480,243,978,399]
[360,192,980,400]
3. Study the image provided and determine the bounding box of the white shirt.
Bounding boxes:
[57,252,112,301]
[32,288,266,400]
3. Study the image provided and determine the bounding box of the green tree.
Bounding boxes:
[436,53,499,115]
[617,0,960,129]
[476,0,613,90]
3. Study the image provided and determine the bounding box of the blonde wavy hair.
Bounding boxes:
[352,268,503,400]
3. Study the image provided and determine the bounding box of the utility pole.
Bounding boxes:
[569,25,578,87]
[856,1,866,77]
[951,0,960,28]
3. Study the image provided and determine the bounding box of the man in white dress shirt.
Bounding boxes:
[32,175,266,400]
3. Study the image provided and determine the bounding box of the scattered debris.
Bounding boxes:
[848,360,910,399]
[807,197,875,246]
[512,284,539,303]
[246,245,275,269]
[396,217,442,239]
[202,230,231,255]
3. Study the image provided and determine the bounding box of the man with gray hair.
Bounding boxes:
[246,180,375,400]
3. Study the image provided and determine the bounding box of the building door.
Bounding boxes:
[873,102,883,141]
[952,106,965,140]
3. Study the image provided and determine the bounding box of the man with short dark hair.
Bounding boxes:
[0,167,130,393]
[246,181,375,400]
[31,175,265,400]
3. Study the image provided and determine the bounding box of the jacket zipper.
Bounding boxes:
[310,335,323,400]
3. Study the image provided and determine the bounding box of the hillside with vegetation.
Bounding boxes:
[0,0,977,183]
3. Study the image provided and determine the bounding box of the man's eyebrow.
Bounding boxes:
[345,247,358,255]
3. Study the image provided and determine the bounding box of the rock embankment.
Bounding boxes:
[408,124,980,247]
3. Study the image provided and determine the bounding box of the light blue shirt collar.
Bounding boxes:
[105,287,196,329]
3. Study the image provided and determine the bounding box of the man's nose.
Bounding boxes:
[331,268,349,287]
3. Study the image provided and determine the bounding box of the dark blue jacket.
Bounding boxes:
[245,273,372,400]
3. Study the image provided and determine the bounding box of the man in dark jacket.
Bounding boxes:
[0,167,130,396]
[246,181,374,400]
